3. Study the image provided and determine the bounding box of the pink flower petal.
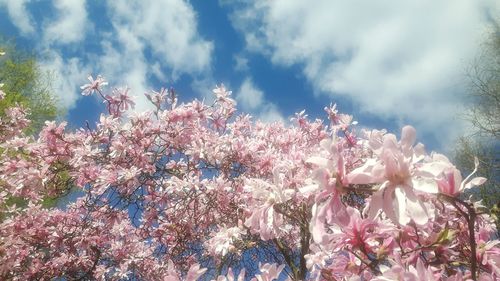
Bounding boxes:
[404,186,428,225]
[394,187,410,225]
[412,178,438,194]
[400,126,416,149]
[464,177,487,190]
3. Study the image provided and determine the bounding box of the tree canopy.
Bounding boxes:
[0,74,498,280]
[0,40,60,134]
[454,23,499,216]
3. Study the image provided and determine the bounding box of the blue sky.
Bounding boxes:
[0,0,498,153]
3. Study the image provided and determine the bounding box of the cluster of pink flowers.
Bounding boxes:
[0,74,497,280]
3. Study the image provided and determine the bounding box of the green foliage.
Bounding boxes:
[0,39,66,215]
[0,40,61,134]
[0,158,74,222]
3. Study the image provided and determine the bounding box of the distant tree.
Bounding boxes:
[0,40,65,211]
[454,22,499,219]
[454,137,499,225]
[0,39,61,134]
[466,25,500,138]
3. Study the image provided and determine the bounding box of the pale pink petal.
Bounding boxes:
[418,161,452,177]
[312,168,331,189]
[237,269,246,281]
[306,156,331,168]
[464,177,487,190]
[413,143,426,160]
[404,186,428,225]
[383,150,399,179]
[416,258,427,280]
[298,183,319,195]
[382,186,399,224]
[383,134,398,150]
[367,189,384,220]
[412,178,438,194]
[459,157,482,192]
[185,264,207,281]
[310,203,327,243]
[347,159,379,184]
[371,163,386,181]
[347,172,376,185]
[484,240,500,250]
[400,126,416,149]
[394,187,410,225]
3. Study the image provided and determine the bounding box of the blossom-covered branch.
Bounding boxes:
[0,75,497,280]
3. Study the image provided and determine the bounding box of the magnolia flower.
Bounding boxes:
[253,263,288,281]
[185,264,207,281]
[305,244,332,270]
[335,207,378,250]
[372,259,438,281]
[324,103,339,122]
[145,87,167,107]
[216,268,246,281]
[205,226,244,256]
[80,75,108,96]
[348,126,436,225]
[213,84,236,105]
[436,157,487,196]
[103,87,136,116]
[145,87,177,109]
[244,169,295,240]
[306,135,350,243]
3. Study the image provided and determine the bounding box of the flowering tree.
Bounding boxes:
[0,41,60,134]
[0,72,499,281]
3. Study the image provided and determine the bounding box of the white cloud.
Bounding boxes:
[3,0,213,112]
[258,104,284,123]
[43,0,89,45]
[151,62,167,82]
[236,78,263,110]
[234,54,249,72]
[35,0,215,112]
[236,78,283,123]
[81,0,215,112]
[191,77,218,102]
[39,51,89,109]
[225,0,500,147]
[0,0,90,110]
[107,0,213,79]
[98,30,152,113]
[0,0,35,35]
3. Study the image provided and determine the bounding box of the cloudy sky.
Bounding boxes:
[0,0,498,152]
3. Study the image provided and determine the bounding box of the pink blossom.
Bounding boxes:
[348,126,436,225]
[372,259,438,281]
[253,263,288,281]
[145,87,167,107]
[243,169,295,240]
[185,264,207,281]
[0,77,497,280]
[215,268,246,281]
[80,74,108,96]
[105,87,135,116]
[213,83,235,105]
[205,226,244,256]
[436,156,487,196]
[335,207,378,250]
